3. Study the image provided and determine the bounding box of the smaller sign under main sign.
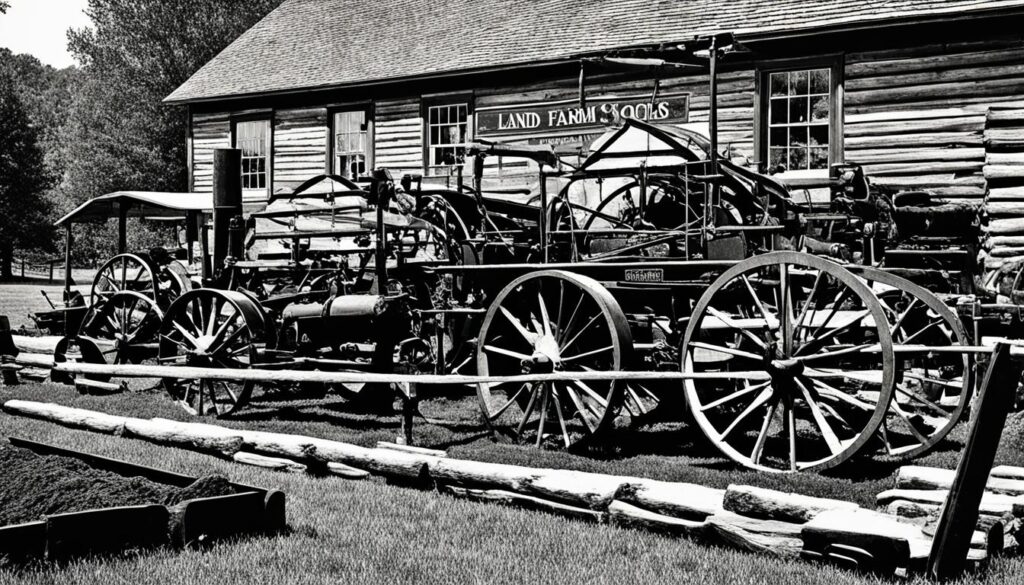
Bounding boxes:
[477,93,689,138]
[624,268,664,283]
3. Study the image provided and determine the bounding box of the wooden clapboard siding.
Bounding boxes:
[191,112,230,193]
[375,98,422,174]
[273,108,327,189]
[843,40,1024,201]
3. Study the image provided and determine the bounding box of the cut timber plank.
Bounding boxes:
[706,514,803,558]
[804,508,932,561]
[876,488,1021,516]
[989,218,1024,235]
[2,400,126,434]
[989,236,1024,247]
[985,165,1024,180]
[74,378,125,395]
[232,451,306,473]
[10,335,61,354]
[987,186,1024,200]
[897,465,1024,496]
[427,458,538,492]
[607,500,707,536]
[723,485,860,523]
[325,462,370,479]
[440,484,604,523]
[614,479,723,521]
[992,466,1024,481]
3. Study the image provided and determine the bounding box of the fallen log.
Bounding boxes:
[440,484,604,523]
[375,441,447,458]
[10,335,61,354]
[896,465,1024,496]
[988,218,1024,235]
[884,499,1013,533]
[122,418,244,458]
[606,500,707,536]
[876,488,1021,516]
[233,451,307,473]
[151,418,319,463]
[985,165,1024,181]
[614,479,724,521]
[992,465,1024,481]
[723,485,860,523]
[428,458,541,492]
[12,353,54,369]
[989,236,1024,247]
[520,469,630,510]
[73,378,125,395]
[310,440,437,485]
[706,515,803,558]
[1,400,126,434]
[987,186,1024,200]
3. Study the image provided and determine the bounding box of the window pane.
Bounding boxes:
[770,148,787,169]
[769,127,787,147]
[810,95,829,122]
[790,71,808,95]
[809,125,829,148]
[427,103,469,173]
[810,69,830,94]
[789,97,808,124]
[770,98,787,124]
[235,120,269,192]
[810,148,829,169]
[789,127,808,148]
[770,73,787,97]
[791,147,808,170]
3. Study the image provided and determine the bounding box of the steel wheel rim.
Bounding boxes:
[158,289,263,417]
[857,267,974,459]
[90,253,160,307]
[476,270,632,448]
[78,290,163,367]
[682,252,895,472]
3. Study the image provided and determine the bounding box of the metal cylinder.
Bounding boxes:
[212,148,243,271]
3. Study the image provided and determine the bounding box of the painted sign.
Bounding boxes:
[476,93,689,138]
[624,268,664,283]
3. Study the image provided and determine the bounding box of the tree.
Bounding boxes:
[0,2,8,13]
[60,0,281,261]
[0,69,54,277]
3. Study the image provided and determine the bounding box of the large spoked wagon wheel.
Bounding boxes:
[477,270,633,448]
[78,290,164,366]
[856,267,975,460]
[91,253,161,306]
[158,289,266,417]
[681,252,895,472]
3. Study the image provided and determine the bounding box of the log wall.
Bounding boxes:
[273,107,328,192]
[190,112,231,193]
[374,98,423,176]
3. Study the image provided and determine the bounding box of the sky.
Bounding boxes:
[0,0,92,68]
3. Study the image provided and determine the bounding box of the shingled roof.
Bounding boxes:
[166,0,1024,104]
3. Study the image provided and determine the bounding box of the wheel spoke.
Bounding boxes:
[171,321,200,347]
[900,319,945,345]
[499,307,536,346]
[809,377,874,411]
[740,274,775,333]
[705,307,770,351]
[483,344,532,361]
[688,341,762,361]
[895,382,951,417]
[700,381,770,411]
[563,385,598,432]
[552,390,571,448]
[561,345,613,364]
[794,269,824,333]
[537,292,552,338]
[487,382,531,421]
[797,308,871,355]
[515,383,542,439]
[557,293,586,346]
[569,379,609,408]
[554,281,566,338]
[750,396,779,465]
[559,313,602,353]
[719,387,774,440]
[536,383,550,447]
[795,377,843,455]
[785,394,797,471]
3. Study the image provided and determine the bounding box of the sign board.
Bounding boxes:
[476,93,690,139]
[624,268,664,283]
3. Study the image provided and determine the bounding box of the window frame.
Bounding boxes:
[422,95,473,176]
[755,56,843,176]
[230,115,273,199]
[327,104,374,179]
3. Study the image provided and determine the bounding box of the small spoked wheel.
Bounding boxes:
[77,290,163,367]
[158,289,266,417]
[682,252,895,472]
[857,267,975,460]
[477,270,632,448]
[91,253,160,306]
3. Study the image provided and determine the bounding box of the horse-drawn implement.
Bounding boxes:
[27,36,1024,474]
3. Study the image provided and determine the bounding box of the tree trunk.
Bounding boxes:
[0,240,12,280]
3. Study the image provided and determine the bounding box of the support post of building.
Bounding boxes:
[117,203,129,254]
[212,148,242,277]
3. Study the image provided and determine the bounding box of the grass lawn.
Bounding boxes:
[1,378,1024,585]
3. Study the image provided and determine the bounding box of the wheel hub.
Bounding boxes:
[521,334,562,373]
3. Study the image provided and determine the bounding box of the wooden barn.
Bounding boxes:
[165,0,1024,267]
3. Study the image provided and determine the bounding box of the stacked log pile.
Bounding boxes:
[984,107,1024,269]
[875,465,1024,558]
[1,400,1012,576]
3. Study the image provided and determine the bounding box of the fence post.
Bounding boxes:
[0,316,20,386]
[48,260,54,283]
[20,259,24,278]
[928,342,1018,580]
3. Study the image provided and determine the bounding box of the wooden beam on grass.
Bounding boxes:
[929,342,1018,580]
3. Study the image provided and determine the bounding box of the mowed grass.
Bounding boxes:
[0,281,89,331]
[2,380,1024,584]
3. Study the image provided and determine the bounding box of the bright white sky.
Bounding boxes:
[0,0,92,68]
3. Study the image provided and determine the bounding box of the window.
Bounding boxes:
[426,102,469,175]
[766,68,832,172]
[234,119,270,191]
[332,109,371,179]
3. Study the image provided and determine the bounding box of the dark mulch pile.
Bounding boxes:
[0,446,236,527]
